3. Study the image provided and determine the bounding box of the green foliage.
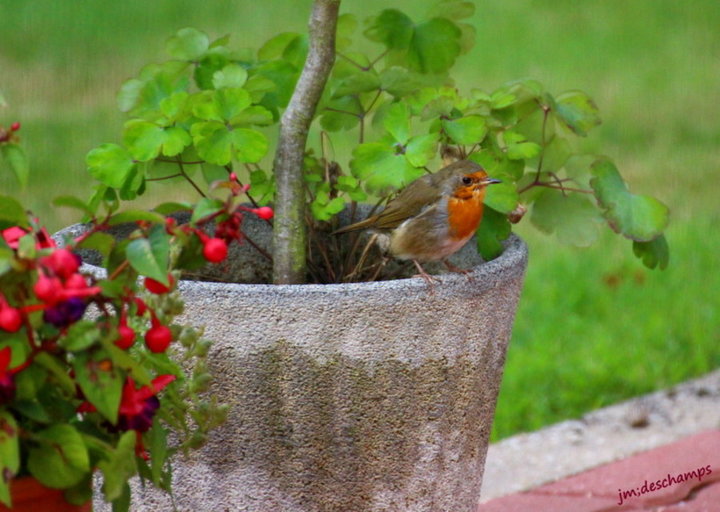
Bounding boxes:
[0,413,19,506]
[590,158,670,242]
[0,144,29,188]
[0,197,226,508]
[126,224,171,284]
[81,0,669,283]
[27,424,90,489]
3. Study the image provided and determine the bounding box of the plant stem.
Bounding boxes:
[241,230,273,262]
[272,0,340,284]
[177,157,206,198]
[534,104,550,183]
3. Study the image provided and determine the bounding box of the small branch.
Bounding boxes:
[177,157,206,198]
[518,181,594,195]
[364,89,383,113]
[108,260,131,281]
[323,106,363,118]
[147,173,183,181]
[534,104,551,183]
[241,230,273,262]
[337,51,367,71]
[368,50,389,69]
[155,158,205,165]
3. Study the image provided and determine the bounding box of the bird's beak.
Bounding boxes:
[483,177,502,186]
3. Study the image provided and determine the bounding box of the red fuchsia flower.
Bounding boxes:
[117,375,176,432]
[1,226,28,249]
[1,226,55,250]
[78,375,176,430]
[43,297,88,328]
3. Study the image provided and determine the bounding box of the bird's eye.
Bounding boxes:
[462,176,472,185]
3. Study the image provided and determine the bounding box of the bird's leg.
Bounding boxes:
[412,260,440,287]
[443,259,474,281]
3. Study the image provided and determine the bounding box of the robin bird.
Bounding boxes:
[333,160,501,283]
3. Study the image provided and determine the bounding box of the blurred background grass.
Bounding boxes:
[1,0,718,440]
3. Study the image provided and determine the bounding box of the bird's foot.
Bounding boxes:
[443,259,474,281]
[412,260,440,290]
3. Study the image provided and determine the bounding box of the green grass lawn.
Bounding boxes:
[1,0,718,440]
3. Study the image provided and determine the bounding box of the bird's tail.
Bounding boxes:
[331,216,377,235]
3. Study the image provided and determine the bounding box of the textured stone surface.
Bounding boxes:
[56,223,528,512]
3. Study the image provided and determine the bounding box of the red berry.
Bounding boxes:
[115,324,136,350]
[10,122,20,132]
[64,273,87,290]
[144,275,174,294]
[145,324,173,353]
[0,307,22,333]
[33,276,63,303]
[202,238,228,263]
[253,206,274,220]
[45,248,81,279]
[229,172,238,181]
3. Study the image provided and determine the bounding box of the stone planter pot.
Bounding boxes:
[57,218,527,512]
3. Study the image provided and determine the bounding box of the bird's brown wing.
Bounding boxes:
[333,161,480,234]
[371,174,442,230]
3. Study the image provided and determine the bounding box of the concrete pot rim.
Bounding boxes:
[175,234,527,297]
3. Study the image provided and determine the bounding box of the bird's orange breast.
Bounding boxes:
[447,193,485,241]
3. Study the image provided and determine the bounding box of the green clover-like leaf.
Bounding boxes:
[365,10,462,74]
[192,88,252,122]
[530,190,602,247]
[332,70,380,98]
[162,126,192,156]
[504,131,541,160]
[86,143,137,189]
[442,115,487,145]
[477,207,511,261]
[229,105,274,126]
[406,18,462,74]
[379,67,427,97]
[320,96,363,132]
[554,90,601,137]
[364,9,414,50]
[350,142,424,193]
[590,158,670,242]
[123,121,167,161]
[243,74,277,103]
[405,133,439,167]
[166,27,209,61]
[212,64,249,89]
[633,234,670,270]
[159,91,189,121]
[191,122,233,165]
[231,128,269,163]
[383,102,411,144]
[484,182,519,215]
[258,32,302,60]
